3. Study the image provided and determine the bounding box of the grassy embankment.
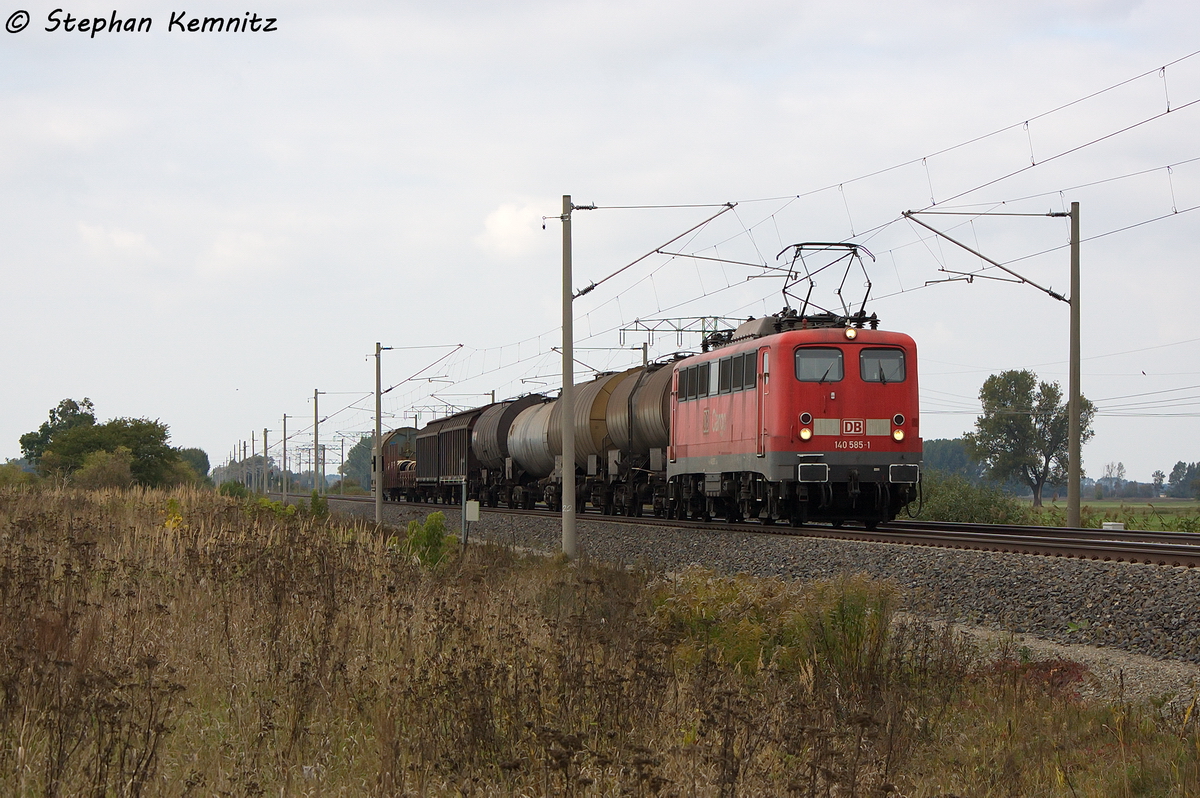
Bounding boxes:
[2,486,1199,796]
[919,472,1200,531]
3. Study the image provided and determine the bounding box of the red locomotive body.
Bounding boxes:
[667,314,922,527]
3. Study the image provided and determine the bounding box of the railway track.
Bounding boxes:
[313,494,1200,568]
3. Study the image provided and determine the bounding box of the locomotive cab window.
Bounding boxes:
[688,353,757,398]
[860,348,906,383]
[744,352,757,390]
[679,363,714,401]
[795,348,844,382]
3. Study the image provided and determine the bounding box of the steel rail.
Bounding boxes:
[315,495,1200,568]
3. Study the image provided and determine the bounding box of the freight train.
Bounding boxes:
[381,309,922,528]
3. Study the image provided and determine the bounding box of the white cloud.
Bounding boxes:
[475,203,546,259]
[195,230,283,278]
[78,222,159,262]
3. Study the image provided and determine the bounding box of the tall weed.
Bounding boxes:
[1,485,1197,796]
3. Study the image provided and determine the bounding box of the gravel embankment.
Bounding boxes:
[328,497,1200,704]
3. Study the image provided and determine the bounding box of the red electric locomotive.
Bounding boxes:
[666,310,922,528]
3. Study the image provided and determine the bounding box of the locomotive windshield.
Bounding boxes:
[860,348,905,383]
[795,348,843,383]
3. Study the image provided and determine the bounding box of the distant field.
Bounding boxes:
[1043,498,1200,514]
[1034,497,1200,530]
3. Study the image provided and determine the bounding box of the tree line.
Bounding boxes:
[2,398,209,489]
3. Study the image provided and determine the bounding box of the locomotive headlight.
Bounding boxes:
[844,328,858,340]
[799,412,813,425]
[800,427,813,441]
[892,429,905,441]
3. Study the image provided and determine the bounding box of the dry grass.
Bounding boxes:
[1,485,1198,796]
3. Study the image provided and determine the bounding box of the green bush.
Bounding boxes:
[0,463,37,488]
[310,490,328,519]
[918,471,1031,524]
[404,511,455,567]
[74,446,134,489]
[218,480,250,499]
[248,496,297,520]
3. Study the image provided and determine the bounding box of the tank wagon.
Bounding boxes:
[382,309,922,527]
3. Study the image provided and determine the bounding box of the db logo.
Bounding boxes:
[842,419,864,435]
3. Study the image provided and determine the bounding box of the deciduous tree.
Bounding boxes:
[40,417,182,487]
[19,398,96,464]
[176,447,210,478]
[1168,461,1199,499]
[340,435,374,488]
[922,438,988,483]
[965,370,1095,507]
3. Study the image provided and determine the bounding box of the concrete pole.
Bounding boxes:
[263,428,269,494]
[375,342,383,525]
[340,437,345,495]
[561,195,577,558]
[1068,202,1082,528]
[282,414,289,505]
[313,389,320,496]
[251,433,256,493]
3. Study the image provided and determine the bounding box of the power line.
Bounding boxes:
[927,96,1200,209]
[729,48,1200,208]
[1093,383,1200,403]
[246,50,1200,448]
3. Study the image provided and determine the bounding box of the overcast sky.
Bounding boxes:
[3,0,1198,483]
